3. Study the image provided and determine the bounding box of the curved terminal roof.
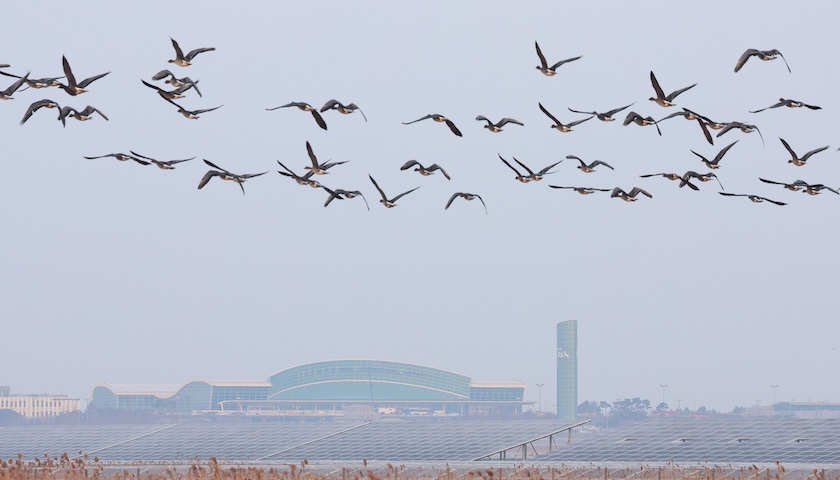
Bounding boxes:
[269,360,472,401]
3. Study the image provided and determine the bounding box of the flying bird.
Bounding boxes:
[567,103,634,122]
[0,72,29,100]
[320,99,367,121]
[691,140,739,169]
[779,138,829,166]
[0,70,63,90]
[623,111,662,135]
[648,71,696,107]
[566,155,614,172]
[266,102,327,130]
[656,108,713,144]
[475,115,524,132]
[198,159,267,195]
[548,185,611,195]
[759,178,811,192]
[277,160,322,188]
[58,56,109,95]
[83,152,150,166]
[129,151,195,170]
[734,49,790,73]
[750,98,821,113]
[57,105,108,127]
[151,70,202,96]
[538,103,592,132]
[368,174,420,208]
[716,122,764,145]
[141,79,199,100]
[534,41,582,76]
[303,141,347,175]
[20,99,60,125]
[498,154,561,183]
[400,160,450,180]
[164,97,222,119]
[321,186,370,210]
[610,187,652,202]
[719,192,786,205]
[402,114,462,137]
[445,192,487,214]
[168,38,215,66]
[680,171,723,190]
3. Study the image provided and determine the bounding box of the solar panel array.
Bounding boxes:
[0,425,164,460]
[541,417,840,464]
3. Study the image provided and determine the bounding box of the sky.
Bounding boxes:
[1,2,838,414]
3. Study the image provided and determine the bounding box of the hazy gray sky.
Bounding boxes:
[1,1,837,413]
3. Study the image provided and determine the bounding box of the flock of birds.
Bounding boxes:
[2,40,837,212]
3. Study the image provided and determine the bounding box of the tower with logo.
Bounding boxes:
[556,320,578,421]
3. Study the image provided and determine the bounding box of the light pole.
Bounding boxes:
[675,398,682,411]
[660,384,668,406]
[536,383,544,413]
[770,385,778,405]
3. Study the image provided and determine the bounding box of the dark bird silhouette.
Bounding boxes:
[151,70,202,95]
[83,153,149,166]
[623,111,662,135]
[534,41,581,76]
[567,103,634,122]
[368,174,420,208]
[321,186,370,210]
[716,122,764,145]
[750,98,821,113]
[734,49,790,73]
[198,159,266,195]
[20,99,60,125]
[656,108,713,144]
[168,38,215,66]
[400,160,450,180]
[266,102,327,130]
[445,192,487,214]
[649,71,696,107]
[277,160,322,188]
[141,79,199,100]
[57,105,108,127]
[779,138,829,166]
[680,171,723,190]
[130,151,195,170]
[691,140,738,169]
[0,70,63,90]
[475,115,523,132]
[719,192,786,205]
[164,97,222,119]
[58,56,109,95]
[539,103,592,132]
[0,72,30,100]
[303,141,347,175]
[498,154,561,183]
[610,187,652,202]
[320,99,367,121]
[566,155,614,172]
[402,114,462,136]
[548,185,611,195]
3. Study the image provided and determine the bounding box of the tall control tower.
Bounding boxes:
[556,320,578,421]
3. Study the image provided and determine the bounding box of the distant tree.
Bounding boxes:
[697,406,708,414]
[656,402,669,412]
[612,397,651,422]
[731,405,746,414]
[577,400,600,415]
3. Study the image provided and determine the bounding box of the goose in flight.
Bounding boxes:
[751,98,821,113]
[649,71,696,107]
[759,178,811,192]
[566,155,614,173]
[151,70,202,96]
[534,41,581,76]
[680,171,723,190]
[130,151,195,170]
[716,122,764,145]
[168,38,215,66]
[303,141,347,175]
[691,140,739,169]
[198,159,267,195]
[656,108,713,144]
[402,114,462,137]
[498,154,560,183]
[0,70,63,90]
[320,99,367,121]
[567,103,634,122]
[400,160,450,180]
[539,103,592,132]
[548,185,611,195]
[277,160,322,188]
[610,187,652,202]
[779,138,829,166]
[623,111,662,135]
[445,192,487,214]
[475,115,523,132]
[321,186,370,210]
[58,56,109,96]
[141,79,199,100]
[734,49,790,73]
[0,72,29,100]
[719,192,786,205]
[83,152,149,166]
[20,98,60,125]
[57,105,108,127]
[368,174,420,208]
[266,102,327,130]
[164,98,222,119]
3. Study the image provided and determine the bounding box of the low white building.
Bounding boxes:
[0,386,80,419]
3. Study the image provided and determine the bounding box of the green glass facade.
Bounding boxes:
[90,382,271,413]
[556,320,578,421]
[269,360,471,401]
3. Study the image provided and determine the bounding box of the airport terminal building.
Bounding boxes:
[89,360,527,417]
